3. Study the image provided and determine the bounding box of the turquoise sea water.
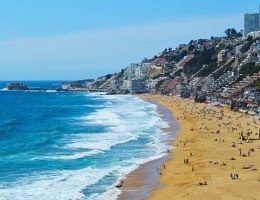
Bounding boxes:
[0,81,172,200]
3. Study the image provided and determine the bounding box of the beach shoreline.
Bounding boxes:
[118,94,260,200]
[142,94,260,200]
[117,95,179,200]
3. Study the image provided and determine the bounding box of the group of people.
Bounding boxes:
[230,173,239,180]
[184,158,189,164]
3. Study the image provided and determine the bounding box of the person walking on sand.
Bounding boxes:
[192,165,194,172]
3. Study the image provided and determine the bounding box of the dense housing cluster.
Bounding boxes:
[62,6,260,112]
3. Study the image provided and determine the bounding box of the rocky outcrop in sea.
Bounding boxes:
[5,83,29,90]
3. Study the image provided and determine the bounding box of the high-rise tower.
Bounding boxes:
[243,13,259,38]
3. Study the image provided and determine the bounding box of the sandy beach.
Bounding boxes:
[120,94,260,200]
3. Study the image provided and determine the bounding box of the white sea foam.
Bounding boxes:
[0,166,120,200]
[85,92,107,96]
[32,150,104,160]
[91,163,146,200]
[71,95,171,155]
[84,104,104,108]
[89,186,121,200]
[123,153,167,167]
[45,90,57,93]
[66,132,138,151]
[80,109,121,126]
[94,152,170,200]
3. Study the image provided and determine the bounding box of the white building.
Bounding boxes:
[218,50,228,63]
[61,83,71,90]
[134,63,150,78]
[130,79,147,94]
[120,79,131,90]
[109,79,122,89]
[247,31,260,39]
[124,64,138,78]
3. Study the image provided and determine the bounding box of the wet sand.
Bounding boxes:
[118,156,170,200]
[118,96,179,200]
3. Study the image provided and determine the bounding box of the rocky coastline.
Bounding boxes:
[3,82,107,92]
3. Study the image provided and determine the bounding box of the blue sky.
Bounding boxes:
[0,0,259,80]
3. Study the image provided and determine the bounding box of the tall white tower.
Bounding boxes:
[243,13,259,38]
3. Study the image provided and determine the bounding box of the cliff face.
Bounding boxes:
[5,83,29,90]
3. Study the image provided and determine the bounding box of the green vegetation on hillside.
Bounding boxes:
[240,63,260,76]
[183,48,217,76]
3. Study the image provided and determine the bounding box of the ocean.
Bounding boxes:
[0,81,173,200]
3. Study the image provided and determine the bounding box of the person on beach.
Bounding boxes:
[192,165,194,172]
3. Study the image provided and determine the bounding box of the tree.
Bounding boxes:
[226,45,233,51]
[247,35,253,41]
[225,28,238,38]
[180,50,188,58]
[188,45,195,51]
[105,74,112,79]
[239,63,260,76]
[236,31,242,38]
[241,37,255,53]
[155,79,164,90]
[195,48,216,66]
[225,28,242,38]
